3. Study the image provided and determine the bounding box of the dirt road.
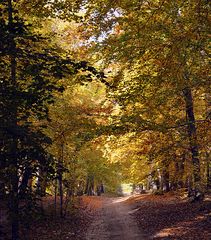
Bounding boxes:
[85,196,146,240]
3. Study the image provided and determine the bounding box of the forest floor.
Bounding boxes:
[126,193,211,239]
[1,193,211,240]
[0,196,93,240]
[82,193,211,240]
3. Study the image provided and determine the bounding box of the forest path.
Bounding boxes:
[85,196,146,240]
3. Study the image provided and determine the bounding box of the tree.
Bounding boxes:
[0,0,103,237]
[77,0,210,197]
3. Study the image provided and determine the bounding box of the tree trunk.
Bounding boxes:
[54,179,57,215]
[58,174,63,217]
[163,169,170,192]
[205,87,211,120]
[205,89,211,189]
[7,0,19,239]
[85,175,94,195]
[159,170,164,191]
[206,152,211,190]
[154,179,160,190]
[58,141,64,218]
[183,86,202,196]
[19,167,32,198]
[178,155,185,188]
[37,168,47,196]
[0,181,6,199]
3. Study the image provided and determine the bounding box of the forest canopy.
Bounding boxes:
[0,0,210,239]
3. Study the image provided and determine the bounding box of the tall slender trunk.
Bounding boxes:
[58,141,64,218]
[84,176,89,194]
[205,85,211,120]
[158,169,163,191]
[7,0,19,239]
[85,175,94,195]
[19,167,31,198]
[183,86,201,193]
[37,168,47,196]
[205,88,211,189]
[58,173,63,217]
[206,152,211,190]
[163,168,170,192]
[54,179,57,215]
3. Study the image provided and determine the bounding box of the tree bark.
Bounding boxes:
[206,152,211,190]
[58,141,64,218]
[205,87,211,120]
[163,169,170,192]
[19,167,32,198]
[85,175,94,195]
[205,88,211,189]
[37,168,47,197]
[54,179,57,215]
[7,0,19,239]
[58,173,63,217]
[183,86,202,195]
